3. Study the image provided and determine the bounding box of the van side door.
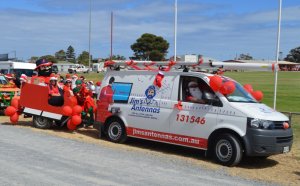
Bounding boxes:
[168,75,222,149]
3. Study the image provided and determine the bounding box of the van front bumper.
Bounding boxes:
[243,128,293,156]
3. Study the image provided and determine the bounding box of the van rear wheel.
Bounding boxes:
[33,116,52,129]
[106,119,127,143]
[213,133,243,166]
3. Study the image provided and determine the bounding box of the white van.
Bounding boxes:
[95,64,293,166]
[92,63,106,73]
[0,61,36,77]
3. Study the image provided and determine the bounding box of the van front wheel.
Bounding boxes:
[213,133,243,166]
[106,119,127,143]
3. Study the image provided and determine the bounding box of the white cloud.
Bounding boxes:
[0,1,299,61]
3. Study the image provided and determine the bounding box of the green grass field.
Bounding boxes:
[225,71,300,113]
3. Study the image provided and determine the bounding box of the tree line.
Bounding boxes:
[30,33,300,66]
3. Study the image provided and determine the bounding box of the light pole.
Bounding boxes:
[88,0,92,72]
[273,0,282,110]
[174,0,177,61]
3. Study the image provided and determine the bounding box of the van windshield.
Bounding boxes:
[225,81,257,103]
[10,69,34,77]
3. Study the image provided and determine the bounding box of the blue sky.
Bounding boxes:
[0,0,299,61]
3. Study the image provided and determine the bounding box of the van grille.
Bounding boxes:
[274,121,289,129]
[276,136,293,143]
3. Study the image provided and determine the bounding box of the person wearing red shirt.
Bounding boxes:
[48,75,64,106]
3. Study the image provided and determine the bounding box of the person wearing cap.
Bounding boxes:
[20,74,28,83]
[87,81,96,98]
[73,79,85,106]
[71,74,78,90]
[19,74,27,87]
[186,80,206,104]
[48,74,64,106]
[31,59,53,85]
[63,78,74,97]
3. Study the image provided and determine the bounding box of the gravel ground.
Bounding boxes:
[0,124,274,186]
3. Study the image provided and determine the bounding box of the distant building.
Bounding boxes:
[223,59,299,71]
[52,62,76,73]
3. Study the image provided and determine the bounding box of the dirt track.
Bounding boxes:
[1,116,300,185]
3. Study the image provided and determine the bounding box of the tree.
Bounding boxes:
[77,51,90,66]
[105,55,126,61]
[66,45,76,63]
[131,33,169,61]
[30,56,39,63]
[238,53,253,60]
[39,55,58,63]
[285,46,300,63]
[55,50,66,61]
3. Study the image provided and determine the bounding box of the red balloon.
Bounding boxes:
[71,115,82,126]
[251,90,264,101]
[224,81,236,94]
[62,106,72,116]
[243,84,253,93]
[10,113,19,124]
[67,120,77,130]
[219,81,236,95]
[283,122,289,129]
[72,105,82,115]
[209,75,222,91]
[219,84,229,95]
[70,96,78,106]
[5,106,17,117]
[11,97,20,108]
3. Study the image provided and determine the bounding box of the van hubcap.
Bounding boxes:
[216,139,232,162]
[109,122,122,140]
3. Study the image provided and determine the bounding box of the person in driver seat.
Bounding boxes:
[185,81,206,104]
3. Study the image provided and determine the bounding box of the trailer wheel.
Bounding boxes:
[213,133,243,166]
[33,116,52,129]
[106,119,127,143]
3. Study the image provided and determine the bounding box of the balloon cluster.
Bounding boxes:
[209,75,236,95]
[243,84,264,102]
[62,105,82,130]
[4,97,20,124]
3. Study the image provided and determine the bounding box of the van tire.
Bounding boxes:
[33,116,52,129]
[213,133,243,166]
[106,119,127,143]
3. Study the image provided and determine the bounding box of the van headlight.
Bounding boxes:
[247,118,275,129]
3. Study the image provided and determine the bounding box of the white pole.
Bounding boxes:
[88,0,92,71]
[273,0,282,110]
[174,0,177,61]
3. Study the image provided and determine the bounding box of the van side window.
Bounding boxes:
[180,76,216,105]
